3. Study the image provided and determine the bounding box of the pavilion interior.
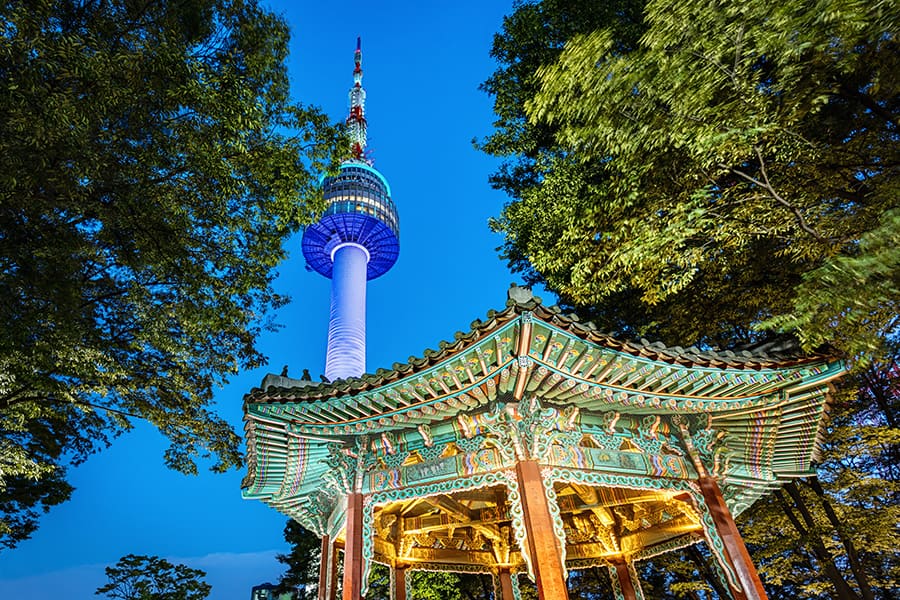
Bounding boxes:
[357,482,703,571]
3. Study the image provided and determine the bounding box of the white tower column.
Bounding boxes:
[325,243,369,380]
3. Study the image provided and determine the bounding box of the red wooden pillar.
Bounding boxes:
[498,568,516,600]
[698,476,768,600]
[515,459,569,600]
[329,541,339,600]
[391,564,407,600]
[611,560,639,600]
[318,534,332,600]
[342,492,364,600]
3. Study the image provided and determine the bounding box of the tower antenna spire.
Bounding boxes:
[347,36,367,161]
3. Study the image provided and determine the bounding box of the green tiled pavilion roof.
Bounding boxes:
[243,286,844,530]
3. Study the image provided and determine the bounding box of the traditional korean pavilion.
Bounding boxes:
[243,285,843,600]
[242,39,843,600]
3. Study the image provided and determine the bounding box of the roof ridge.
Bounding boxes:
[247,284,838,402]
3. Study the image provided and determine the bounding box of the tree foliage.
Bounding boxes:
[275,520,320,599]
[478,0,645,202]
[276,520,496,599]
[0,0,342,548]
[487,0,898,355]
[95,554,211,600]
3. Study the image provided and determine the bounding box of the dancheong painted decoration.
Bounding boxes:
[243,288,843,600]
[242,41,845,600]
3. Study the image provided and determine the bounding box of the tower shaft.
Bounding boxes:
[325,244,368,380]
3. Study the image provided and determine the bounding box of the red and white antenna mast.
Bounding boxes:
[347,37,368,161]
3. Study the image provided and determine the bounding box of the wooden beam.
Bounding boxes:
[618,518,702,553]
[400,495,505,544]
[449,488,503,503]
[400,497,424,516]
[402,547,498,565]
[698,476,768,600]
[429,494,477,521]
[563,485,674,510]
[342,492,364,600]
[565,541,619,561]
[515,459,569,600]
[399,520,505,547]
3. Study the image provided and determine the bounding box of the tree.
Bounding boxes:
[0,0,342,548]
[96,554,211,600]
[488,0,898,356]
[409,571,496,600]
[276,520,495,600]
[275,520,320,599]
[478,0,646,203]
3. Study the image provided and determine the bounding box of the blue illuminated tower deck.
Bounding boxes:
[302,39,399,381]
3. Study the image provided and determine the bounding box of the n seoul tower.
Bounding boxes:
[301,39,399,381]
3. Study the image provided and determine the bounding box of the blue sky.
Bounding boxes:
[0,1,539,598]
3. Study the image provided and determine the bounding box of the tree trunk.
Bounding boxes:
[861,360,900,480]
[803,477,875,600]
[775,489,858,600]
[687,544,734,600]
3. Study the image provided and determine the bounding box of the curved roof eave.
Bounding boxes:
[244,286,843,415]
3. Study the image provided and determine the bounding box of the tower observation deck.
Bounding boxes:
[301,39,399,381]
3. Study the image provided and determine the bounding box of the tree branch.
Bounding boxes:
[838,84,899,130]
[720,147,829,243]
